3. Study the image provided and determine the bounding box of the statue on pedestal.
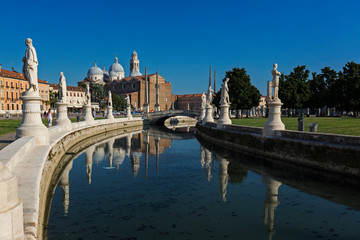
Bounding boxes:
[220,78,230,105]
[125,95,130,107]
[108,91,112,106]
[58,72,67,103]
[207,85,214,106]
[22,38,39,93]
[85,83,91,105]
[271,63,281,101]
[201,92,206,109]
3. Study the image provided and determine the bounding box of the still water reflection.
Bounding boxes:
[46,127,360,240]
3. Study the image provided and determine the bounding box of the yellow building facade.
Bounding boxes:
[0,65,50,113]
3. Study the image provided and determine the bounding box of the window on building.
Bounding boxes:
[11,82,13,88]
[70,93,72,96]
[20,83,22,89]
[0,90,3,98]
[6,91,9,99]
[11,92,13,101]
[6,81,8,87]
[16,92,18,99]
[0,80,3,86]
[132,83,136,89]
[122,84,126,90]
[7,104,9,110]
[16,83,18,88]
[17,104,19,110]
[12,104,14,110]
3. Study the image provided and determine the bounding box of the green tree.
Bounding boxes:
[220,68,261,116]
[279,65,311,110]
[89,83,106,109]
[112,94,127,111]
[336,61,360,114]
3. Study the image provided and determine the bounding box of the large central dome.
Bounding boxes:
[109,56,124,73]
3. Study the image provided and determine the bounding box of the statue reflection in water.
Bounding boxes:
[58,160,73,216]
[85,145,95,185]
[204,147,212,181]
[216,154,229,202]
[262,174,282,240]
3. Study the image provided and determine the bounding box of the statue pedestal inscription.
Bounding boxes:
[263,100,285,136]
[84,104,94,122]
[217,103,231,129]
[16,92,49,144]
[54,102,71,130]
[106,106,114,120]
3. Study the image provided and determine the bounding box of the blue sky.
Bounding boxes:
[0,0,359,95]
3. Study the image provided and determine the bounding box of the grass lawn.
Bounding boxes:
[0,116,126,136]
[231,116,360,136]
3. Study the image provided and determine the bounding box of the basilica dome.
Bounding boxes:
[109,56,124,73]
[87,63,103,77]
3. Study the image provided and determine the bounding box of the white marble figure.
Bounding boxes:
[125,94,130,107]
[271,63,281,101]
[108,91,112,106]
[85,83,91,105]
[201,92,206,109]
[22,38,39,93]
[220,78,230,105]
[58,72,67,103]
[207,85,214,106]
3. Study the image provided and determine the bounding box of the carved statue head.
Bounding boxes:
[25,38,32,46]
[273,63,278,69]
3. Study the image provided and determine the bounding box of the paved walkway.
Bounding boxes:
[0,133,16,150]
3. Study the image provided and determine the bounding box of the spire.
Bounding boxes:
[114,54,118,63]
[94,61,97,67]
[209,66,212,87]
[214,70,216,93]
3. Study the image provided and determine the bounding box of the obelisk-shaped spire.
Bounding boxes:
[209,66,212,87]
[155,71,160,111]
[214,70,216,93]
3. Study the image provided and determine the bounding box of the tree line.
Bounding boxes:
[279,61,360,116]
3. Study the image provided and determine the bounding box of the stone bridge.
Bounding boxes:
[147,109,200,124]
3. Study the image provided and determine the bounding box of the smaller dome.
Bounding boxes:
[132,50,138,58]
[87,62,103,77]
[109,71,117,77]
[130,70,142,77]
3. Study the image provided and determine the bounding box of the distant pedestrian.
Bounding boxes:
[47,108,53,127]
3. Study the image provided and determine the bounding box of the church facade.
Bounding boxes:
[78,50,175,111]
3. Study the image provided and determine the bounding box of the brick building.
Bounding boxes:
[0,65,50,113]
[78,51,175,111]
[175,94,203,111]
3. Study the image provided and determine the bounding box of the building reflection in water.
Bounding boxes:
[106,139,115,168]
[58,160,73,216]
[262,174,282,240]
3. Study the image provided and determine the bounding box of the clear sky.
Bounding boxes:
[0,0,359,95]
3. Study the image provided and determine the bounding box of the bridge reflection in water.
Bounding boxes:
[47,126,360,240]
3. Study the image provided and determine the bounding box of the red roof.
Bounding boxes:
[51,84,85,92]
[176,93,202,98]
[0,68,49,84]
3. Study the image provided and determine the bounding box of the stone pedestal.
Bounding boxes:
[83,104,94,122]
[0,163,24,240]
[155,104,160,112]
[106,106,114,120]
[126,106,132,120]
[263,100,285,136]
[16,92,49,145]
[198,107,205,123]
[202,105,214,124]
[217,104,231,129]
[54,102,71,130]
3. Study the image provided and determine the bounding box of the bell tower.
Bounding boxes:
[130,50,140,74]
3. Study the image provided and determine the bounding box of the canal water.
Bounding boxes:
[46,127,360,240]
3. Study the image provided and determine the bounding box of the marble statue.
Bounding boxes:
[108,91,112,106]
[201,92,206,109]
[207,85,214,106]
[85,83,91,105]
[125,94,130,107]
[271,63,281,100]
[220,78,230,105]
[22,38,39,93]
[58,72,67,103]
